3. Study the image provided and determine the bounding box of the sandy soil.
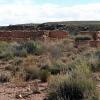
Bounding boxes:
[0,81,47,100]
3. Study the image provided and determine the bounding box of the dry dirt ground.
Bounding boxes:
[0,81,47,100]
[0,58,48,100]
[0,73,100,100]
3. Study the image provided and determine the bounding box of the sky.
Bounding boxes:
[0,0,100,25]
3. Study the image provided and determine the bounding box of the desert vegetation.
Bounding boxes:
[75,35,92,42]
[0,30,99,100]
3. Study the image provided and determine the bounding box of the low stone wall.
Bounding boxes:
[49,30,68,39]
[75,40,90,48]
[78,31,97,35]
[0,30,44,41]
[89,40,100,47]
[77,31,100,40]
[75,40,100,48]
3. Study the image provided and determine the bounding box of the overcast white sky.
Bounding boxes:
[0,0,100,25]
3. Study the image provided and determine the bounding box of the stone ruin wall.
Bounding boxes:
[78,31,100,40]
[0,30,69,41]
[89,40,100,47]
[0,30,44,41]
[76,31,100,47]
[75,40,100,48]
[49,30,68,39]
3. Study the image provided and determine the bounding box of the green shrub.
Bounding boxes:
[0,41,44,59]
[14,47,27,57]
[75,35,92,42]
[40,70,50,82]
[47,75,98,100]
[49,61,76,75]
[13,58,23,66]
[14,70,26,82]
[0,42,9,53]
[90,59,100,72]
[5,65,21,75]
[24,66,40,81]
[0,71,12,83]
[49,45,62,59]
[49,62,65,75]
[0,43,14,60]
[73,60,92,78]
[95,50,100,59]
[5,58,23,75]
[23,40,44,55]
[86,53,100,72]
[0,50,14,60]
[0,42,14,60]
[61,39,74,52]
[47,59,97,100]
[92,62,100,72]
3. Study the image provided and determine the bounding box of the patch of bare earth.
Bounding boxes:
[0,81,47,100]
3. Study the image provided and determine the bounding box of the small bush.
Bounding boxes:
[5,58,23,75]
[0,41,44,59]
[61,39,74,52]
[0,42,14,60]
[0,51,14,60]
[40,70,50,82]
[49,45,62,59]
[0,71,12,83]
[24,66,40,81]
[73,61,92,78]
[0,46,14,60]
[49,62,65,75]
[14,58,23,66]
[75,35,92,42]
[90,60,100,72]
[95,50,100,59]
[49,61,76,75]
[87,54,100,72]
[11,71,26,87]
[47,75,98,100]
[14,47,27,57]
[23,40,44,55]
[92,62,100,72]
[5,65,21,75]
[0,42,9,53]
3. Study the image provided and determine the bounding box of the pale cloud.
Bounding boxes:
[0,1,100,25]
